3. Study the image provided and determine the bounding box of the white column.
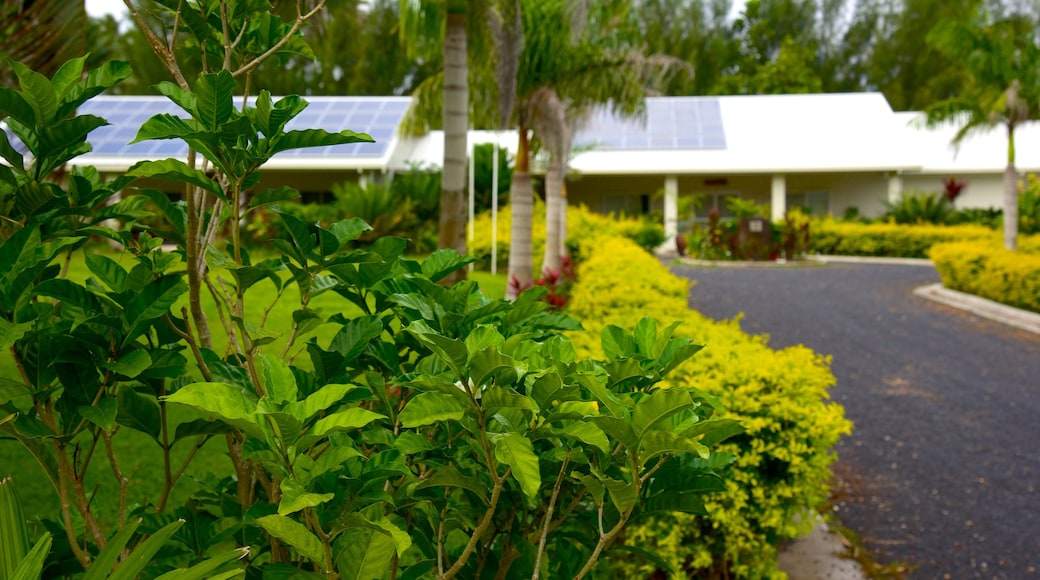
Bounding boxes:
[491,137,499,275]
[664,175,678,239]
[358,170,370,189]
[771,174,786,222]
[888,173,903,203]
[467,138,475,272]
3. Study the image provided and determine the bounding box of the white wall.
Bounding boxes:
[902,173,1004,210]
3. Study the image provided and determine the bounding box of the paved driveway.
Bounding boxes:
[670,261,1040,579]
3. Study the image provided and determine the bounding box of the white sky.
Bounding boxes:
[85,0,128,18]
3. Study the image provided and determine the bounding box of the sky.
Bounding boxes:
[85,0,128,19]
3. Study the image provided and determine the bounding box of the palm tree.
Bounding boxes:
[0,0,87,85]
[926,10,1040,250]
[506,0,684,295]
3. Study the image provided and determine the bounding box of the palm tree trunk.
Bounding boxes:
[440,11,469,282]
[542,157,564,273]
[559,184,568,261]
[507,126,533,299]
[1005,124,1018,251]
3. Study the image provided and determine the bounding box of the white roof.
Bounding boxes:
[568,93,921,175]
[897,111,1040,174]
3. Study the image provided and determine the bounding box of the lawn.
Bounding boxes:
[0,247,505,526]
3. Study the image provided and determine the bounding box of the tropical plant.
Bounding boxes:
[883,191,955,224]
[925,8,1040,249]
[0,0,87,85]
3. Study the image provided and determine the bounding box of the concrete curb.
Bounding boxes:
[813,255,934,266]
[914,283,1040,334]
[778,518,865,580]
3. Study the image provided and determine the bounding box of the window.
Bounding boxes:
[786,191,830,217]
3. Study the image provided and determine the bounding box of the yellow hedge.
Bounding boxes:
[810,220,1000,258]
[929,242,1040,313]
[468,202,647,270]
[568,236,851,578]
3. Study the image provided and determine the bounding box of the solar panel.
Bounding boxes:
[574,97,727,151]
[71,95,409,160]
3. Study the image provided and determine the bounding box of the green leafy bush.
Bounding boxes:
[883,191,955,225]
[810,220,1000,257]
[568,236,851,578]
[930,242,1040,313]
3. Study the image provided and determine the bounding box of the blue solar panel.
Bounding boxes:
[71,96,409,160]
[574,97,727,151]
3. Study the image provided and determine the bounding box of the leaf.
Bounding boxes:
[407,329,468,376]
[601,325,637,359]
[398,392,468,428]
[260,354,298,404]
[327,217,372,246]
[116,388,162,441]
[0,127,24,171]
[632,388,695,441]
[601,475,638,514]
[413,467,488,502]
[194,70,235,130]
[482,386,538,416]
[83,519,142,580]
[469,347,517,389]
[78,397,118,432]
[154,81,198,117]
[334,528,395,580]
[331,316,383,363]
[163,382,260,438]
[465,325,504,355]
[56,60,132,118]
[101,350,152,379]
[643,491,708,516]
[573,374,626,418]
[0,320,33,351]
[588,416,638,450]
[278,477,334,516]
[9,532,50,580]
[123,275,189,347]
[173,418,234,442]
[285,383,359,421]
[554,422,611,454]
[249,186,299,210]
[84,253,128,292]
[421,250,476,282]
[633,317,657,356]
[153,547,248,580]
[0,378,30,405]
[640,431,709,461]
[256,515,324,564]
[680,418,745,447]
[0,86,35,128]
[269,129,373,155]
[126,159,224,198]
[491,433,541,499]
[310,408,385,436]
[11,59,57,125]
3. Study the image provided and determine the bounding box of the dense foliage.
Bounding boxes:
[568,236,851,578]
[809,220,1002,258]
[930,242,1040,313]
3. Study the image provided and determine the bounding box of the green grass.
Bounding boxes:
[0,247,506,527]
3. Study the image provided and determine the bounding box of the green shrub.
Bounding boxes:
[930,242,1040,313]
[810,220,1000,258]
[568,236,851,578]
[883,191,955,225]
[469,202,650,269]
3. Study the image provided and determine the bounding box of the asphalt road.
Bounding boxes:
[669,261,1040,579]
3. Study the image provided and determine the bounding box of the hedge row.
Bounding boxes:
[468,202,652,270]
[568,236,852,578]
[809,220,1000,258]
[930,242,1040,313]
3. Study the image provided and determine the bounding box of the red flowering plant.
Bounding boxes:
[509,257,576,311]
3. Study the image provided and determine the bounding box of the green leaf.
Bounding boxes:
[398,392,468,427]
[163,382,260,437]
[334,528,395,580]
[633,317,657,356]
[123,275,188,347]
[680,418,745,447]
[83,519,142,580]
[421,250,475,282]
[116,388,162,441]
[269,129,373,155]
[260,354,298,404]
[327,217,371,246]
[465,325,504,355]
[154,81,198,117]
[589,416,638,450]
[573,374,627,418]
[554,422,610,454]
[482,385,538,416]
[101,350,152,379]
[601,325,637,359]
[173,419,234,442]
[413,467,488,502]
[153,547,247,580]
[0,320,33,351]
[78,397,118,432]
[249,186,299,210]
[0,378,30,405]
[530,372,564,408]
[331,316,383,362]
[0,86,35,128]
[256,515,324,564]
[285,383,359,421]
[9,532,50,580]
[469,347,518,389]
[0,127,24,171]
[643,491,708,515]
[84,254,128,292]
[126,159,224,198]
[278,478,334,516]
[491,433,541,499]
[310,408,385,436]
[601,475,638,513]
[10,59,57,124]
[407,328,468,376]
[632,388,695,441]
[640,431,709,461]
[194,70,235,130]
[56,60,132,118]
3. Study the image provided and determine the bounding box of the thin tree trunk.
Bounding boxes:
[440,11,469,282]
[559,183,568,261]
[1005,124,1018,251]
[507,127,533,299]
[1004,163,1018,250]
[542,158,564,273]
